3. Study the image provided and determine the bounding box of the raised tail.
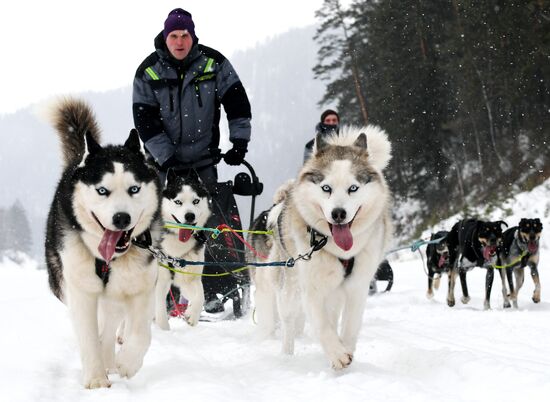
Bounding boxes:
[50,97,101,167]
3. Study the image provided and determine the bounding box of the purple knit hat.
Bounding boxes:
[163,8,197,43]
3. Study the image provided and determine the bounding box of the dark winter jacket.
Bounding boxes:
[133,32,251,168]
[303,122,339,163]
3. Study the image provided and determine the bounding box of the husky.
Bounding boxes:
[251,126,393,370]
[499,218,543,308]
[154,169,211,329]
[45,98,162,388]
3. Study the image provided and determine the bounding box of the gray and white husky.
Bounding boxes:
[251,126,393,370]
[45,98,162,388]
[155,169,211,329]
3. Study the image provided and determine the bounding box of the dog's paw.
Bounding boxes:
[184,312,199,327]
[117,335,125,345]
[461,296,471,304]
[483,301,491,310]
[330,352,353,370]
[84,375,111,389]
[447,298,455,307]
[532,294,540,304]
[426,290,434,299]
[116,349,143,379]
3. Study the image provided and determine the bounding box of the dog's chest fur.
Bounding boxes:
[60,232,156,298]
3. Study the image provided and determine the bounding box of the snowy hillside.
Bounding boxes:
[1,180,549,402]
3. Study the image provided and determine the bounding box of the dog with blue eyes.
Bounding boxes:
[251,125,393,370]
[154,169,212,329]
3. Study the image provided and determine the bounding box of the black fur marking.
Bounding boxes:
[95,259,110,286]
[339,257,355,278]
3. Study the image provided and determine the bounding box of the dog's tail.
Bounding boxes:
[49,97,101,167]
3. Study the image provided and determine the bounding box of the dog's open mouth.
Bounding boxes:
[528,241,538,254]
[438,253,449,268]
[482,245,497,261]
[328,222,353,251]
[92,213,134,262]
[172,214,195,243]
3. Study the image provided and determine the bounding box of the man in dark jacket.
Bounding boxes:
[133,8,252,183]
[303,109,340,163]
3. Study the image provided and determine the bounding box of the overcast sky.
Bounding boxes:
[0,0,325,115]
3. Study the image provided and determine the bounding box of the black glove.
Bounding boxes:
[160,154,180,171]
[224,139,248,166]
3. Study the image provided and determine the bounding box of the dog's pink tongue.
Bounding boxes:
[179,229,193,243]
[331,224,353,251]
[98,229,123,263]
[438,255,447,268]
[483,246,496,261]
[528,241,538,253]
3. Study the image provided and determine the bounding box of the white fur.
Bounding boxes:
[155,184,211,329]
[60,164,159,388]
[254,126,393,369]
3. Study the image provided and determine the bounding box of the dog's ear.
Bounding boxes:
[166,168,177,186]
[85,131,102,155]
[354,133,368,150]
[315,133,329,153]
[124,129,141,153]
[187,168,202,183]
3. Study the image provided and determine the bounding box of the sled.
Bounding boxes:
[197,158,263,319]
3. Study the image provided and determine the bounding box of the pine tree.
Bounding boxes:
[5,200,33,254]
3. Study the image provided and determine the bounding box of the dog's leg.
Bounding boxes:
[98,297,123,374]
[484,267,494,310]
[154,267,172,330]
[253,253,280,339]
[459,270,470,304]
[116,289,154,378]
[340,288,367,356]
[66,285,110,389]
[498,268,511,308]
[304,288,352,370]
[427,266,435,299]
[447,266,456,307]
[530,263,541,303]
[506,267,517,308]
[178,271,205,327]
[276,268,300,355]
[513,268,525,308]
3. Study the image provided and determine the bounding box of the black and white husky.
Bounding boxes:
[45,98,162,388]
[251,126,393,370]
[155,169,211,329]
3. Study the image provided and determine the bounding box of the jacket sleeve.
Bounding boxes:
[132,72,175,165]
[217,58,252,144]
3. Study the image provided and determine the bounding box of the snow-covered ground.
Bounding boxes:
[1,180,549,402]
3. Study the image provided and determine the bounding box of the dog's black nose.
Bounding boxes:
[331,208,347,223]
[185,212,196,223]
[112,212,131,230]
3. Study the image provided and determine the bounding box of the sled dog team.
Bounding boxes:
[45,98,542,389]
[425,218,543,310]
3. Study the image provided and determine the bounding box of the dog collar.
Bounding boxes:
[306,226,328,252]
